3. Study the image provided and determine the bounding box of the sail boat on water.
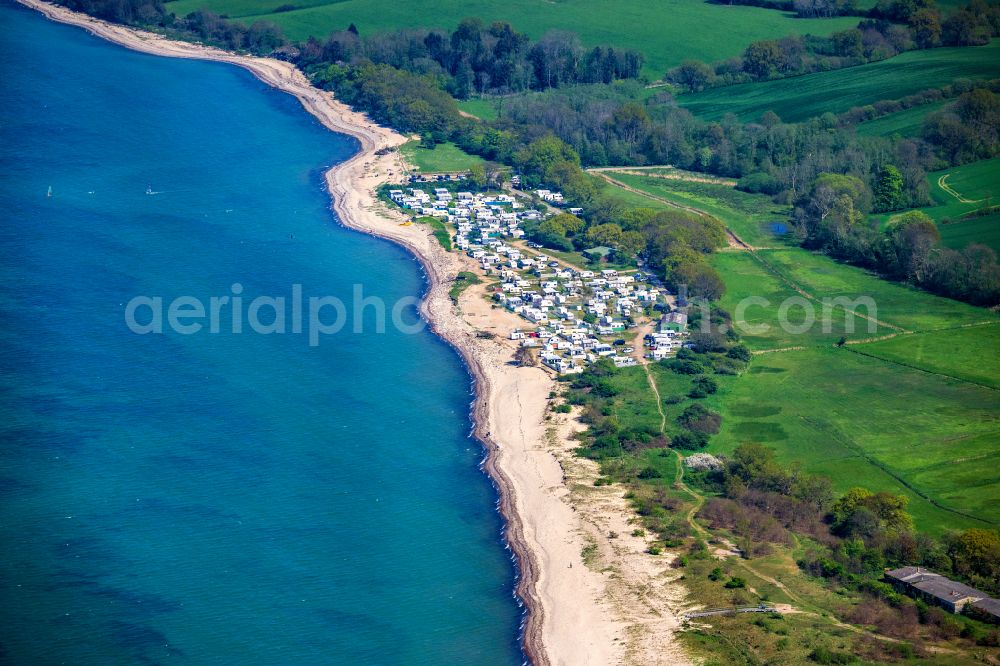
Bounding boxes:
[46,185,52,198]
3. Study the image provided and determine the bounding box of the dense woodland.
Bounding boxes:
[56,0,1000,307]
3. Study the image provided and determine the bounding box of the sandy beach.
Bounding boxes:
[16,2,691,662]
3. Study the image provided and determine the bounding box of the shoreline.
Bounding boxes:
[15,3,692,663]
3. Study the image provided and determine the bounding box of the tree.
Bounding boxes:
[514,135,579,181]
[678,403,722,434]
[873,165,905,212]
[832,487,913,538]
[468,163,487,190]
[949,529,1000,580]
[942,9,990,46]
[831,29,864,58]
[586,223,624,248]
[887,211,940,281]
[672,260,726,301]
[909,8,942,48]
[742,40,784,79]
[669,60,715,92]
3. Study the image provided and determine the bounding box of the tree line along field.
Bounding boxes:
[854,99,950,138]
[599,170,1000,535]
[163,0,861,76]
[678,40,1000,123]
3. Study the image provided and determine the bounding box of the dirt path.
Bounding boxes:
[589,166,738,187]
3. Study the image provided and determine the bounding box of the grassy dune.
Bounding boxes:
[164,0,860,75]
[679,41,1000,122]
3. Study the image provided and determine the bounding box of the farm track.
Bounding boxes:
[589,166,738,187]
[938,173,982,204]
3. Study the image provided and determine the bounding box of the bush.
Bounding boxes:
[671,430,709,450]
[727,344,752,362]
[737,171,782,195]
[662,358,704,374]
[638,467,663,480]
[691,377,719,395]
[808,646,856,664]
[678,403,722,435]
[724,576,747,589]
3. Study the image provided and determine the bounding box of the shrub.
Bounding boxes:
[691,376,719,395]
[727,344,752,362]
[663,358,704,374]
[738,171,782,195]
[678,403,723,435]
[670,431,709,450]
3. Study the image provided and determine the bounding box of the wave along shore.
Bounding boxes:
[16,2,692,662]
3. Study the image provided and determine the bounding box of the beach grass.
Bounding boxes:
[415,216,453,250]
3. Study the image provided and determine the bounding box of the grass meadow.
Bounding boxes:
[709,346,1000,533]
[164,0,860,75]
[400,140,485,173]
[856,324,1000,389]
[678,41,1000,122]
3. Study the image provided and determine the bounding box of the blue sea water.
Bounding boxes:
[0,2,522,663]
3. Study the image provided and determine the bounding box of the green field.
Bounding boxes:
[711,252,889,350]
[400,140,485,173]
[759,248,995,332]
[164,0,860,75]
[679,41,1000,122]
[939,212,1000,255]
[854,99,949,138]
[708,346,1000,533]
[457,98,500,121]
[858,324,1000,389]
